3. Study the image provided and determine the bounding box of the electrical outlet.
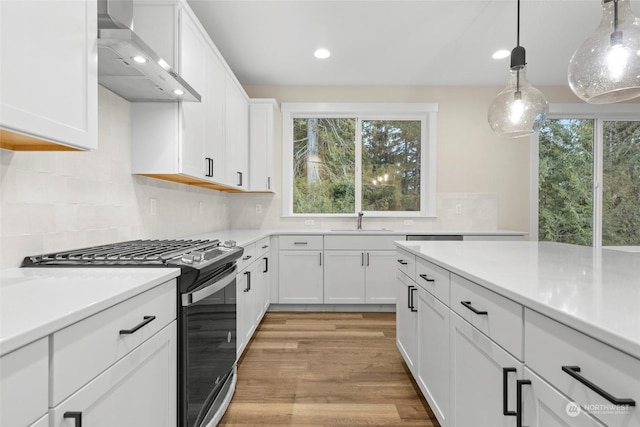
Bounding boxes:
[255,204,262,214]
[304,219,315,226]
[455,204,463,215]
[403,220,413,226]
[150,198,157,215]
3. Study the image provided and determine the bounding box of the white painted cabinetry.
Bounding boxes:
[323,235,398,304]
[236,237,271,357]
[396,269,418,375]
[278,235,324,304]
[131,0,248,191]
[249,99,278,192]
[0,0,97,151]
[0,338,48,427]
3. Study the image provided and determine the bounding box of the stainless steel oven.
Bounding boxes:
[180,261,237,427]
[21,238,243,427]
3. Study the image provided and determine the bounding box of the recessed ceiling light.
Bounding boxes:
[173,89,184,96]
[492,49,510,59]
[131,55,148,64]
[314,48,331,59]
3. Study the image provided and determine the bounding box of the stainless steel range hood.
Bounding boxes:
[97,0,201,102]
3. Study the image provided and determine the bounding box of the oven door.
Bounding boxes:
[180,264,237,427]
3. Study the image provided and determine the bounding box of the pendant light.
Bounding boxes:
[488,0,548,138]
[568,0,640,104]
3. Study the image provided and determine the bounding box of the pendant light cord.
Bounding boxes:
[517,0,521,47]
[516,0,521,94]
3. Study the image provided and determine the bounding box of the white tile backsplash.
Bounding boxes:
[0,87,230,268]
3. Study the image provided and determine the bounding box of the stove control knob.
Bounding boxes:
[181,254,195,264]
[223,240,236,248]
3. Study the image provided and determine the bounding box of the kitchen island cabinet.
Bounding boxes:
[396,241,640,427]
[0,0,97,151]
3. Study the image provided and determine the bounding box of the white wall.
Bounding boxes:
[0,87,230,268]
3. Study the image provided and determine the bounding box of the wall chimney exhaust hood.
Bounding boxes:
[97,0,201,102]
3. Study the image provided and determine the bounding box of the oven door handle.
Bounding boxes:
[182,266,237,306]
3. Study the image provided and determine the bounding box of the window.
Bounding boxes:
[282,103,437,217]
[533,104,640,247]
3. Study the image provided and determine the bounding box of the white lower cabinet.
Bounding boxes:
[417,286,449,426]
[365,250,397,303]
[449,312,522,427]
[278,236,324,304]
[50,322,177,427]
[323,250,366,304]
[396,271,418,375]
[520,367,605,427]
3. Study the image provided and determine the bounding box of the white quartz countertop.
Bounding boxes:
[396,241,640,360]
[0,267,180,356]
[186,228,526,247]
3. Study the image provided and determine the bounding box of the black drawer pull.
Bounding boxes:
[294,241,308,245]
[244,271,251,292]
[119,316,156,335]
[503,367,517,416]
[242,255,252,261]
[419,274,435,282]
[64,411,82,427]
[562,366,636,406]
[410,287,418,312]
[397,259,408,265]
[461,301,488,315]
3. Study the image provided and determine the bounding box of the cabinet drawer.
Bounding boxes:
[396,248,416,281]
[324,235,398,250]
[238,242,256,272]
[525,309,639,427]
[51,280,176,405]
[279,235,323,250]
[0,338,48,427]
[255,236,270,257]
[450,274,523,360]
[415,257,450,305]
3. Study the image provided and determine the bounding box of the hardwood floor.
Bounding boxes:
[219,312,441,426]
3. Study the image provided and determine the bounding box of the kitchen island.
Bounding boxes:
[395,240,639,427]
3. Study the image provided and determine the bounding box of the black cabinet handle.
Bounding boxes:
[244,271,251,292]
[263,257,268,273]
[267,176,271,189]
[419,274,435,282]
[397,259,408,265]
[366,252,370,266]
[516,379,531,427]
[410,287,418,312]
[503,367,517,416]
[242,255,252,261]
[361,252,365,266]
[294,242,308,245]
[461,301,488,315]
[562,366,636,406]
[319,252,322,266]
[204,157,214,177]
[119,316,156,335]
[64,412,82,427]
[237,171,243,186]
[262,245,269,249]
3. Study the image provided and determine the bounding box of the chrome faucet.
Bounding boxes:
[357,212,364,230]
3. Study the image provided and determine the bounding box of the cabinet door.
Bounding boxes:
[365,250,397,304]
[258,254,271,318]
[396,271,418,374]
[205,50,227,184]
[236,269,252,357]
[323,250,365,304]
[520,367,605,427]
[278,250,323,304]
[179,10,207,179]
[249,100,277,191]
[0,0,97,150]
[225,78,249,188]
[449,312,522,427]
[417,287,450,427]
[50,322,177,427]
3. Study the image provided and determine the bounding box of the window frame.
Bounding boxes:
[281,102,438,218]
[530,103,640,247]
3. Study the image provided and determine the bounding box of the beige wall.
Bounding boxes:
[239,84,583,234]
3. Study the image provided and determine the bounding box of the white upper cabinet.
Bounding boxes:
[249,99,278,192]
[131,0,250,192]
[0,0,97,151]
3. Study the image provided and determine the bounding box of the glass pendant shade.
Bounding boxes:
[568,0,640,104]
[488,67,549,138]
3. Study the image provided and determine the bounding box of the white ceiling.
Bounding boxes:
[186,0,639,87]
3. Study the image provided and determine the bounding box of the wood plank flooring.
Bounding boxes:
[219,312,441,426]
